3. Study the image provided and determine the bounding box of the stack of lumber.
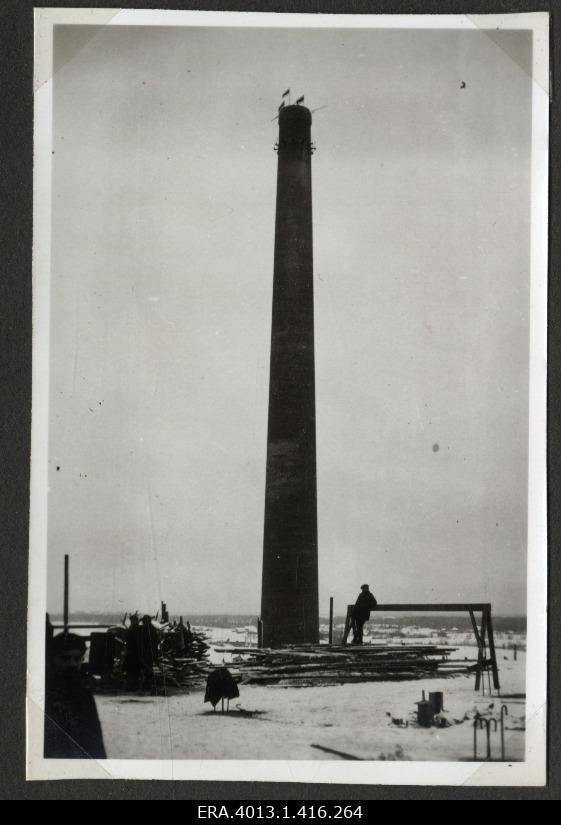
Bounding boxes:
[157,655,213,688]
[212,643,471,687]
[154,630,212,688]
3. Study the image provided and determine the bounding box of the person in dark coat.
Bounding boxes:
[139,615,160,689]
[178,618,194,651]
[44,633,106,759]
[352,584,378,645]
[123,613,142,690]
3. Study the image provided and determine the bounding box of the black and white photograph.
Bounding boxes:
[27,9,548,784]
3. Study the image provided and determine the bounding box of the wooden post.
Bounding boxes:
[342,605,354,645]
[486,606,500,690]
[469,609,482,692]
[257,618,263,648]
[468,609,483,648]
[63,554,69,633]
[500,705,508,761]
[475,609,487,693]
[485,720,492,761]
[328,597,334,646]
[45,613,54,648]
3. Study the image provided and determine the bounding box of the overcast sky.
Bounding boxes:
[46,23,532,617]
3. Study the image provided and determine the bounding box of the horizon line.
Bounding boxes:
[48,609,529,619]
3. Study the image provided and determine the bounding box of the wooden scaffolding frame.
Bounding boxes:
[341,603,500,691]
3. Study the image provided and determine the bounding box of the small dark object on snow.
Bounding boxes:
[416,693,434,727]
[416,701,434,728]
[204,666,240,712]
[429,691,444,714]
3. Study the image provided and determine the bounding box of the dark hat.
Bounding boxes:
[361,584,370,590]
[48,632,87,656]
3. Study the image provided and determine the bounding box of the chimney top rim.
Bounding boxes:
[279,104,312,124]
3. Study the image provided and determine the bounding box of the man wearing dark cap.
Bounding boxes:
[351,584,378,645]
[44,633,106,759]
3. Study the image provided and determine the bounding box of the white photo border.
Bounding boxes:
[28,7,549,785]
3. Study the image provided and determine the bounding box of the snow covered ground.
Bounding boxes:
[96,629,526,762]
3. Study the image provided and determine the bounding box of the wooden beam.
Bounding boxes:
[310,744,363,760]
[63,555,69,633]
[475,609,488,693]
[486,607,501,690]
[469,608,486,694]
[51,623,113,630]
[342,605,354,645]
[468,609,483,649]
[372,603,491,612]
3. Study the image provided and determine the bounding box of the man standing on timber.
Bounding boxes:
[352,584,378,645]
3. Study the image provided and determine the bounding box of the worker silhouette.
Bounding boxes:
[139,615,160,689]
[123,613,143,690]
[44,633,106,759]
[351,584,378,645]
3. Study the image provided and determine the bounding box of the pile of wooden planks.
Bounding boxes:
[211,643,473,687]
[158,655,213,688]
